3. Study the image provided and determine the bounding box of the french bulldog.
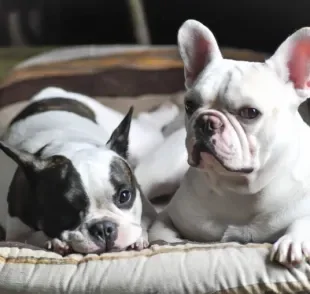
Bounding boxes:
[0,86,178,255]
[147,20,310,267]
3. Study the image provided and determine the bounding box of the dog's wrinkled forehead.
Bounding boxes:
[190,59,288,111]
[192,60,249,104]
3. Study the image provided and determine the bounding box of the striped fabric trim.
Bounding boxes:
[0,45,267,109]
[0,242,272,265]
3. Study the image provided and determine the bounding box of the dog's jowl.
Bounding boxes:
[0,87,159,255]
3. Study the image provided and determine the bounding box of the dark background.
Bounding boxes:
[1,0,310,54]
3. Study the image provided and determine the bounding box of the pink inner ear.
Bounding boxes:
[288,39,310,89]
[188,35,211,82]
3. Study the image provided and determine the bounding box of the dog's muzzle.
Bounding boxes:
[189,113,224,165]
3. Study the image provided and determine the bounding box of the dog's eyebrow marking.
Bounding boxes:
[9,97,97,126]
[109,156,136,210]
[184,89,204,106]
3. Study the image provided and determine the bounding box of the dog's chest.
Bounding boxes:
[167,187,231,242]
[169,201,282,243]
[167,174,303,243]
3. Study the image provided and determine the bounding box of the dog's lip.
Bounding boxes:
[191,141,254,174]
[69,240,119,254]
[190,140,214,166]
[63,230,115,254]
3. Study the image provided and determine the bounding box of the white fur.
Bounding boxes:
[135,127,189,200]
[148,20,310,267]
[26,87,179,166]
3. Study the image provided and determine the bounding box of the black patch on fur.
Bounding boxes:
[3,142,90,238]
[109,156,136,210]
[191,140,214,166]
[184,90,203,116]
[35,157,90,237]
[9,97,97,126]
[106,106,133,159]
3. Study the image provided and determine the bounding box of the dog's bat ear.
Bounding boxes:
[177,19,222,89]
[106,106,133,159]
[0,141,48,177]
[266,27,310,101]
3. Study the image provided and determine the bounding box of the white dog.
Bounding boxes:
[145,20,310,267]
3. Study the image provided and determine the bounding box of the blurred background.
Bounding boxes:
[0,0,308,82]
[1,0,310,53]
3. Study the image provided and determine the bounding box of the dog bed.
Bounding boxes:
[0,45,310,293]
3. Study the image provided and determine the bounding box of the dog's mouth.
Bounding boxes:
[65,236,119,254]
[191,140,253,174]
[61,221,142,254]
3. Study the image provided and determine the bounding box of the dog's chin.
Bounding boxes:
[68,238,108,254]
[69,238,126,254]
[188,143,254,175]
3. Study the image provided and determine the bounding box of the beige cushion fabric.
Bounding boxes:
[0,242,309,294]
[0,45,309,293]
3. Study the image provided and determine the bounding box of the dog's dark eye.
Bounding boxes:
[118,189,132,204]
[239,107,260,119]
[185,100,198,116]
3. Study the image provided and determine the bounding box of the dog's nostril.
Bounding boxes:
[197,115,223,136]
[200,118,216,136]
[89,223,103,239]
[105,226,113,236]
[97,229,104,239]
[207,119,215,131]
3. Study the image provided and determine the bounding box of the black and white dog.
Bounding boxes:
[0,86,178,254]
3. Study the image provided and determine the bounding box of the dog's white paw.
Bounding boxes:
[270,235,310,266]
[45,238,71,256]
[129,236,149,251]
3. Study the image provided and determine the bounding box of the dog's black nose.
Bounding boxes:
[196,115,222,136]
[88,221,117,242]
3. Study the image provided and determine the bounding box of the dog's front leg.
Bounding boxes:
[270,217,310,267]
